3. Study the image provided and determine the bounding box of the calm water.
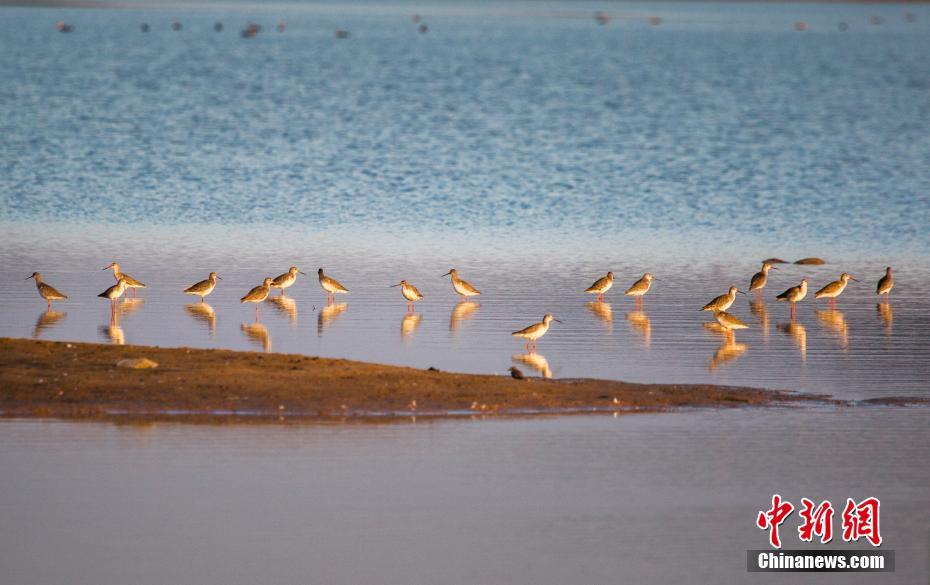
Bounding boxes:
[1,409,928,585]
[2,3,929,401]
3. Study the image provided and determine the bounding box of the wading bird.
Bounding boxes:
[511,313,561,353]
[103,262,145,297]
[183,272,220,302]
[241,278,274,319]
[584,271,614,302]
[814,273,858,306]
[442,268,481,300]
[702,286,744,312]
[26,272,67,310]
[624,273,655,309]
[749,263,777,296]
[776,278,808,319]
[876,267,894,300]
[391,280,423,313]
[318,268,348,304]
[271,266,306,296]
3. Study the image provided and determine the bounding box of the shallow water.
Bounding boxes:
[1,2,930,399]
[1,408,927,585]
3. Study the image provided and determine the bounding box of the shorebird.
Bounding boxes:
[271,266,306,296]
[98,277,129,310]
[241,277,273,319]
[702,286,744,312]
[183,272,220,302]
[714,311,749,331]
[624,273,655,309]
[103,262,145,297]
[442,268,481,300]
[876,267,894,300]
[391,280,423,313]
[749,263,778,296]
[508,366,525,380]
[318,268,348,304]
[814,273,858,306]
[584,271,614,302]
[776,278,808,319]
[511,313,561,352]
[25,272,67,310]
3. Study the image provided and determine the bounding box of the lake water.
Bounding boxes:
[1,3,929,582]
[1,408,928,585]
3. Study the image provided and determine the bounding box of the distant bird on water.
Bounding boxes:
[271,266,306,296]
[442,268,481,300]
[98,277,129,309]
[26,272,67,310]
[241,277,273,319]
[584,271,613,302]
[776,278,808,319]
[876,267,894,300]
[318,268,348,304]
[749,263,778,296]
[183,272,221,302]
[625,273,655,309]
[815,273,858,305]
[103,262,145,297]
[509,366,525,380]
[511,313,561,353]
[714,311,749,331]
[702,286,744,312]
[391,280,423,313]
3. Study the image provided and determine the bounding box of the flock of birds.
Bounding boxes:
[25,261,896,354]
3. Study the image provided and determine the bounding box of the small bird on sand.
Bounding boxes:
[241,277,274,319]
[511,313,561,352]
[776,278,808,318]
[26,272,67,310]
[625,273,655,309]
[584,271,614,302]
[442,268,481,300]
[98,277,129,309]
[318,268,348,304]
[702,286,744,312]
[714,311,749,331]
[876,267,894,300]
[815,273,858,306]
[183,272,220,302]
[103,262,145,297]
[749,263,778,296]
[509,366,525,380]
[271,266,306,296]
[391,280,423,313]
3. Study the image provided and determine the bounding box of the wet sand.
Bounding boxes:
[0,337,828,421]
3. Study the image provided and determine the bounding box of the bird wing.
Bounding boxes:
[121,273,145,287]
[814,281,840,298]
[241,284,266,302]
[322,276,348,292]
[409,284,423,299]
[776,286,796,301]
[749,271,765,291]
[271,272,290,286]
[585,275,610,293]
[38,282,67,300]
[511,323,540,337]
[184,279,210,293]
[458,279,480,295]
[625,278,648,295]
[876,276,893,294]
[702,293,727,310]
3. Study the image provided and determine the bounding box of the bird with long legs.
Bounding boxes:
[511,313,561,353]
[26,272,67,310]
[391,280,423,313]
[749,262,777,297]
[103,262,145,297]
[442,268,481,301]
[183,272,221,302]
[241,278,273,320]
[318,268,348,305]
[814,273,858,307]
[624,273,655,309]
[584,271,614,302]
[776,278,808,319]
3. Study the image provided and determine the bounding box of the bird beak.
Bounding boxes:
[441,271,451,277]
[554,318,563,323]
[101,264,112,270]
[217,276,223,280]
[24,275,32,280]
[299,271,307,276]
[390,283,401,288]
[737,290,746,295]
[850,277,859,282]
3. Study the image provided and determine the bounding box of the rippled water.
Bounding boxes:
[2,2,930,399]
[1,409,928,585]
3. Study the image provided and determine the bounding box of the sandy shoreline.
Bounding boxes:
[0,337,834,421]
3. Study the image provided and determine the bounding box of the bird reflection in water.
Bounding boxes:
[708,332,748,372]
[749,300,770,341]
[876,303,893,334]
[267,294,298,325]
[778,321,807,362]
[511,352,552,379]
[117,297,144,317]
[100,312,125,345]
[317,303,348,336]
[241,322,271,352]
[586,301,613,332]
[401,313,422,341]
[816,309,848,348]
[626,310,651,347]
[449,302,480,333]
[185,302,216,335]
[33,309,67,339]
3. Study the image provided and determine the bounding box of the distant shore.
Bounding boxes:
[0,337,828,421]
